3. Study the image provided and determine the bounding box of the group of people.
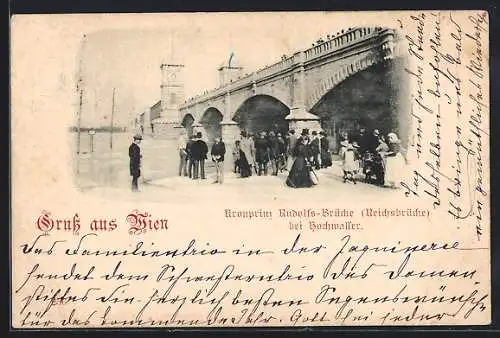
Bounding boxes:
[339,128,406,188]
[128,126,405,191]
[232,129,332,180]
[178,131,226,184]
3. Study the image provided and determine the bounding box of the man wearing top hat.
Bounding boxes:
[128,133,142,192]
[300,128,310,140]
[254,131,270,176]
[191,132,209,180]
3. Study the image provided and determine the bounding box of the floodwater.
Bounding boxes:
[71,131,206,189]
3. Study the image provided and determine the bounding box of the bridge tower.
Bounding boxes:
[152,32,186,139]
[218,53,243,86]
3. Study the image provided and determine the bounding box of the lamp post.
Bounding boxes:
[88,129,96,153]
[110,88,116,151]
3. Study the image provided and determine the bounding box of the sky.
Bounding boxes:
[34,12,395,127]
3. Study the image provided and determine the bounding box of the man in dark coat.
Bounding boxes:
[356,127,368,154]
[319,131,332,168]
[128,133,142,192]
[191,132,208,179]
[186,134,196,178]
[254,131,270,176]
[276,133,287,172]
[365,129,384,184]
[268,131,280,176]
[309,131,321,170]
[211,136,226,184]
[287,129,297,154]
[367,129,381,153]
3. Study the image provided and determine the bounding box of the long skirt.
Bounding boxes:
[342,152,359,172]
[321,151,332,167]
[384,153,405,186]
[286,156,313,188]
[239,150,252,178]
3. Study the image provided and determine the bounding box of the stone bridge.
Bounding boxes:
[152,26,408,156]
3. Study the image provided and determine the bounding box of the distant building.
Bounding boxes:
[150,100,161,121]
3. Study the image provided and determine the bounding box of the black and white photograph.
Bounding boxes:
[70,13,410,202]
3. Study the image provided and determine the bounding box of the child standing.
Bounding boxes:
[342,143,358,184]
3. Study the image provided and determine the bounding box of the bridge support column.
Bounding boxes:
[221,120,240,172]
[286,51,322,133]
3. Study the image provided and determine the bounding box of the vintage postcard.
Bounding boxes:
[11,11,490,328]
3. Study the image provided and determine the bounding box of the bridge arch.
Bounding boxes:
[232,94,290,136]
[200,107,223,145]
[181,113,195,138]
[306,52,384,111]
[309,56,409,153]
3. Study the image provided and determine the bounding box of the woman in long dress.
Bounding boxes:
[375,135,390,183]
[286,136,314,188]
[384,132,405,188]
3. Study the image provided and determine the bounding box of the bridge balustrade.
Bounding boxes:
[303,27,378,61]
[181,27,393,110]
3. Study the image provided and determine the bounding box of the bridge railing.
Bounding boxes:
[255,56,295,80]
[181,27,390,108]
[304,27,383,61]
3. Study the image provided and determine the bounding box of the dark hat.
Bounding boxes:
[240,130,247,137]
[301,128,309,136]
[133,133,143,140]
[289,129,295,134]
[196,132,202,138]
[312,131,317,135]
[320,131,326,136]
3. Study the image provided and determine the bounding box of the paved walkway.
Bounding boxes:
[82,161,398,204]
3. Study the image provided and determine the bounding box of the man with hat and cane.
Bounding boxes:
[128,133,142,192]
